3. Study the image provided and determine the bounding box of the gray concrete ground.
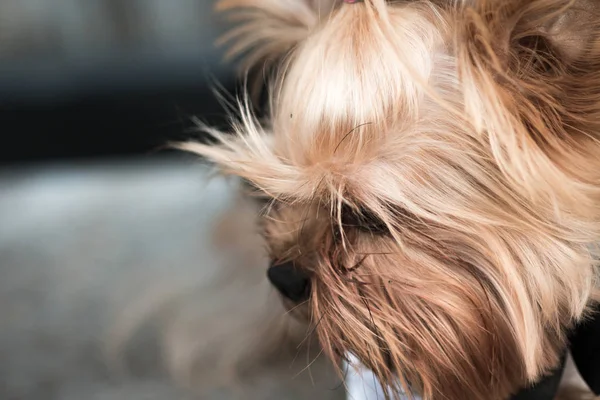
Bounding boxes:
[0,159,344,400]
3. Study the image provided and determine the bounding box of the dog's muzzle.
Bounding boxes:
[267,261,311,302]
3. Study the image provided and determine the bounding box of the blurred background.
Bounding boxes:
[0,2,344,399]
[0,0,234,165]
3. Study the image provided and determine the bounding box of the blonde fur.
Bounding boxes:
[180,0,600,399]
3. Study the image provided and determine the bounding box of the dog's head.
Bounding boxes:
[182,0,600,398]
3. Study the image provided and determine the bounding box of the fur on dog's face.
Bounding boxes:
[182,0,600,398]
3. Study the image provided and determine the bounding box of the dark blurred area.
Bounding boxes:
[0,0,236,166]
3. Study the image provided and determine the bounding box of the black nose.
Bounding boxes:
[267,262,310,302]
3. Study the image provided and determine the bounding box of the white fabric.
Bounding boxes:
[344,353,420,400]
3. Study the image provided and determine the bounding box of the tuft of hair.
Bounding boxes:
[216,0,338,72]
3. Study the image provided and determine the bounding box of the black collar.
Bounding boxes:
[511,303,600,399]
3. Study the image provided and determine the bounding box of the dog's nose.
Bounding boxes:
[267,261,310,302]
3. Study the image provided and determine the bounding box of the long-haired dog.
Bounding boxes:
[180,0,600,398]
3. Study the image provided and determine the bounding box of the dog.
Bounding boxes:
[180,0,600,398]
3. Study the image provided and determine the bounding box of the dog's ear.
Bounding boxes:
[504,0,600,75]
[457,0,600,219]
[457,0,600,64]
[216,0,337,71]
[537,0,600,62]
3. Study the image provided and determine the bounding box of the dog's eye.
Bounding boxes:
[341,205,389,234]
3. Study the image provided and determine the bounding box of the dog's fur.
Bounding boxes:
[181,0,600,399]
